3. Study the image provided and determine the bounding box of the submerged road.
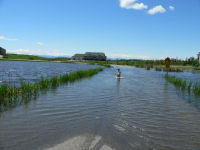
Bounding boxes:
[45,134,114,150]
[0,65,200,150]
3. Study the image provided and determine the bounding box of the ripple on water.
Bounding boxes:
[0,65,200,150]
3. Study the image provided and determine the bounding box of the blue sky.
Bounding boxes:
[0,0,200,59]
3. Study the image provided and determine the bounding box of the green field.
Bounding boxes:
[3,54,70,62]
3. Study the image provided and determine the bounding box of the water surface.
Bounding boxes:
[0,61,97,86]
[0,64,200,150]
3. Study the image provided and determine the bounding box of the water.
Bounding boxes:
[0,61,98,86]
[1,63,200,150]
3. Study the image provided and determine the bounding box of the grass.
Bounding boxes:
[3,54,70,62]
[146,66,151,70]
[193,82,200,96]
[165,74,200,96]
[155,67,162,71]
[0,68,103,111]
[163,68,183,72]
[2,54,111,68]
[154,67,183,72]
[194,67,200,70]
[82,60,111,68]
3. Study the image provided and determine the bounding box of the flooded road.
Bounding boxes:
[0,65,200,150]
[0,61,97,86]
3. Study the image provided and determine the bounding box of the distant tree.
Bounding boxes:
[29,56,34,60]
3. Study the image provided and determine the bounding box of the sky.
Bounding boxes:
[0,0,200,59]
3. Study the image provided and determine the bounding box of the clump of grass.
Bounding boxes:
[60,74,69,83]
[165,74,200,96]
[165,75,187,90]
[0,85,20,107]
[155,67,162,71]
[163,68,183,72]
[193,82,200,96]
[0,85,10,106]
[32,83,40,97]
[0,68,104,111]
[181,80,187,90]
[50,76,59,87]
[103,64,111,68]
[146,66,150,70]
[188,81,192,93]
[39,76,50,89]
[194,67,200,70]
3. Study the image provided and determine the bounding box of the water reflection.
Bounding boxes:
[116,78,120,95]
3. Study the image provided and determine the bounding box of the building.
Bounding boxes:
[198,52,200,64]
[72,54,85,61]
[0,47,6,59]
[72,52,106,61]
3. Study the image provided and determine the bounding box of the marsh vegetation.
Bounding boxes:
[165,74,200,96]
[0,68,103,111]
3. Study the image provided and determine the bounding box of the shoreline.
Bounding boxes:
[0,58,197,70]
[111,64,195,70]
[0,58,68,63]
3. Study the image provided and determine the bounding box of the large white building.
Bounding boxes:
[72,52,107,61]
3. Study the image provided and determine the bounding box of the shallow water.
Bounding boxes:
[0,61,97,86]
[1,64,200,150]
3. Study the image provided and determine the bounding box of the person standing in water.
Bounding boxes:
[116,69,121,78]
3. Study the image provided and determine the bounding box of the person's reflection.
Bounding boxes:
[116,78,120,95]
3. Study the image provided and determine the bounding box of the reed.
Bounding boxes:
[60,74,69,83]
[163,68,183,72]
[154,67,183,72]
[33,83,40,97]
[155,67,162,71]
[165,75,187,89]
[181,80,187,90]
[193,83,200,96]
[146,66,150,70]
[103,64,111,68]
[50,76,59,87]
[0,68,103,111]
[165,74,200,96]
[39,77,50,89]
[188,81,192,93]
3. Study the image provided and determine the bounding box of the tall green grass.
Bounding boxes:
[165,74,200,96]
[163,68,183,72]
[146,66,151,70]
[155,67,162,71]
[0,68,103,111]
[154,67,183,72]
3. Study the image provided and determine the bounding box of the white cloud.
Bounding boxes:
[169,6,175,11]
[148,5,166,15]
[7,49,72,57]
[132,3,148,10]
[37,42,44,46]
[0,36,18,41]
[120,0,148,10]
